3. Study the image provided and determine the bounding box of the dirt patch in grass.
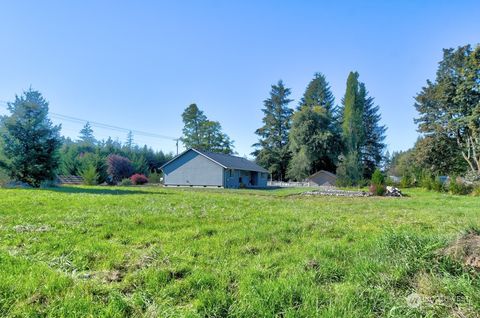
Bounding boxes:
[441,232,480,270]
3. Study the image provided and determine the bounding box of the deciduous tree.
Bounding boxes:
[415,44,480,176]
[180,104,234,154]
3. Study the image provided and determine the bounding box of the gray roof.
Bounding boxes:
[195,149,269,173]
[161,148,269,173]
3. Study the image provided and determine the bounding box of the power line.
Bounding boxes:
[0,100,181,154]
[0,100,179,139]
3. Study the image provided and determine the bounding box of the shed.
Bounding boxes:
[306,170,337,186]
[160,148,269,188]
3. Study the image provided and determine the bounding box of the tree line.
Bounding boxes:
[253,72,387,185]
[0,89,172,187]
[387,44,480,185]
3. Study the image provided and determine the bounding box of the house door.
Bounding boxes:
[250,171,258,186]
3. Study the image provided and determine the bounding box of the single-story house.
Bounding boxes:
[160,148,269,188]
[306,170,337,186]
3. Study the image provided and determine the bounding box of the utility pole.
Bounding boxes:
[176,139,179,155]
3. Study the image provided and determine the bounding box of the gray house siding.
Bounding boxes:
[224,169,268,188]
[163,150,224,187]
[224,169,240,188]
[258,172,268,187]
[161,148,269,188]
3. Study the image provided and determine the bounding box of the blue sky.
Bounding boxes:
[1,1,479,157]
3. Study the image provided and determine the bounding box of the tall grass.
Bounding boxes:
[0,186,478,317]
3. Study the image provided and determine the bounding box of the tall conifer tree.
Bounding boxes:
[288,73,342,180]
[0,89,62,187]
[253,80,293,180]
[78,122,96,146]
[337,72,365,185]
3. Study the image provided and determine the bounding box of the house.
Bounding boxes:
[306,170,337,186]
[160,148,269,188]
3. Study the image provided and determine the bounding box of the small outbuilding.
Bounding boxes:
[160,148,269,188]
[306,170,337,186]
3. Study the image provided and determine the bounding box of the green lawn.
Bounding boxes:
[0,186,479,317]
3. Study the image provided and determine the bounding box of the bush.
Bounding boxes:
[120,178,132,186]
[400,174,416,188]
[80,164,99,185]
[369,184,385,196]
[472,185,480,196]
[40,179,59,188]
[448,176,472,195]
[420,172,434,190]
[148,172,162,184]
[107,154,134,184]
[131,174,148,185]
[370,168,385,196]
[0,170,11,188]
[432,176,446,192]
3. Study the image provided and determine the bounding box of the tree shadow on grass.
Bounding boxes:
[42,186,171,196]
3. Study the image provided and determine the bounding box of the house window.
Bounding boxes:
[229,169,233,177]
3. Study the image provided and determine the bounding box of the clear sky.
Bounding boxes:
[1,1,479,157]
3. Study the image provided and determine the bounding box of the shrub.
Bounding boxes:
[80,163,99,185]
[0,170,10,188]
[420,172,434,190]
[131,173,148,185]
[107,154,134,184]
[120,178,132,186]
[369,184,385,196]
[432,176,446,192]
[40,179,59,188]
[472,185,480,197]
[370,168,385,196]
[448,176,472,195]
[148,172,162,184]
[399,174,411,188]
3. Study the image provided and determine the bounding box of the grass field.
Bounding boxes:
[0,186,479,317]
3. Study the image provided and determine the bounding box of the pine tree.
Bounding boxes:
[125,131,134,151]
[359,83,387,179]
[78,122,96,145]
[288,73,342,180]
[253,80,293,180]
[0,89,62,187]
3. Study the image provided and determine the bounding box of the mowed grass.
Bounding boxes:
[0,186,479,317]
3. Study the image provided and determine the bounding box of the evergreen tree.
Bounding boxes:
[253,80,293,180]
[180,103,234,154]
[341,72,365,152]
[299,73,336,114]
[336,151,363,187]
[337,72,365,185]
[359,83,387,178]
[337,72,386,183]
[288,73,342,180]
[78,122,96,146]
[125,131,134,151]
[0,89,62,187]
